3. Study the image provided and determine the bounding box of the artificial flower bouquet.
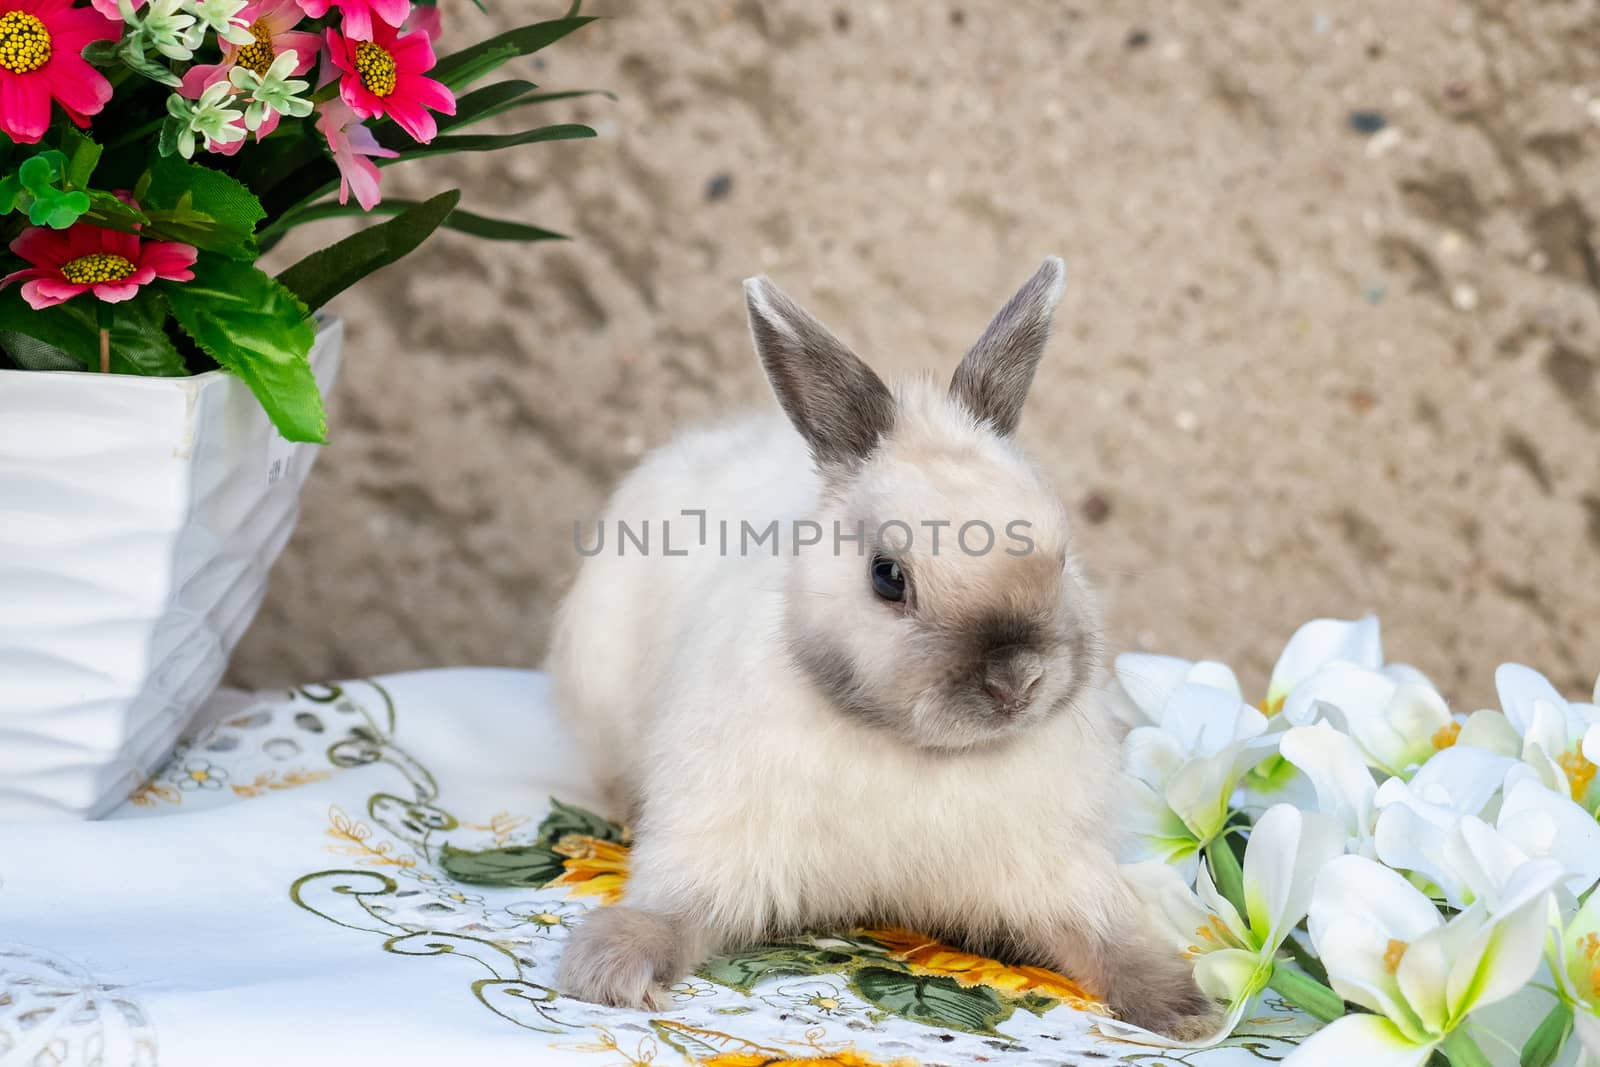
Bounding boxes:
[0,0,595,441]
[1111,616,1600,1067]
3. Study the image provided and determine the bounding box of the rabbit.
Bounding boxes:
[546,257,1219,1040]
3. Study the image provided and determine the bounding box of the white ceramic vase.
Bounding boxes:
[0,318,342,821]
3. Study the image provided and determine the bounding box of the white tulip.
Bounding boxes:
[1549,890,1600,1066]
[1113,653,1242,728]
[1373,753,1600,906]
[1279,722,1379,855]
[1122,682,1278,872]
[1112,805,1345,1047]
[1292,854,1563,1067]
[1282,661,1455,778]
[1264,615,1384,715]
[1495,664,1600,810]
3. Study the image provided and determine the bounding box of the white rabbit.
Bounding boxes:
[547,258,1218,1039]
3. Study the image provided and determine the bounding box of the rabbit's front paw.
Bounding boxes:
[1103,951,1224,1041]
[558,905,684,1010]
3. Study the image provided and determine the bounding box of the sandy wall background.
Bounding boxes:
[237,0,1600,707]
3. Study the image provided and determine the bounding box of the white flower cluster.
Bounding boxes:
[1110,616,1600,1067]
[115,0,251,81]
[108,0,313,158]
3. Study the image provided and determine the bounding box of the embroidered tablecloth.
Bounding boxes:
[0,669,1314,1065]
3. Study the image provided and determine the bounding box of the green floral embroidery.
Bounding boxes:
[285,679,1311,1061]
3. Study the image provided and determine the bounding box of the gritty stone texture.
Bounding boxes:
[234,0,1600,707]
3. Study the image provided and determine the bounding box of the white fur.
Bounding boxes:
[547,263,1215,1037]
[548,390,1127,941]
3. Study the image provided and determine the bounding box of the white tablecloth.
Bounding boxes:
[0,669,1313,1065]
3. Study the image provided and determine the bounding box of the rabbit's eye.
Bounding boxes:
[870,555,906,603]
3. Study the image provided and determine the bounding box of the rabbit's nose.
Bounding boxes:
[984,657,1044,713]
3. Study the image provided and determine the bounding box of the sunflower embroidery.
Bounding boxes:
[859,927,1106,1012]
[548,835,629,904]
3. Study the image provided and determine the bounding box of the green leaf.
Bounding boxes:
[82,39,121,66]
[82,190,151,234]
[430,209,566,243]
[91,290,187,376]
[276,189,460,313]
[0,330,83,370]
[437,79,541,129]
[0,175,20,215]
[0,288,186,375]
[432,16,596,90]
[0,290,96,371]
[18,152,64,192]
[157,116,183,159]
[698,943,861,994]
[396,124,595,162]
[61,129,102,189]
[271,199,567,243]
[536,798,626,847]
[850,967,1012,1035]
[1012,991,1060,1018]
[165,253,324,442]
[116,38,182,86]
[31,190,90,229]
[427,84,615,138]
[437,842,566,888]
[140,155,267,258]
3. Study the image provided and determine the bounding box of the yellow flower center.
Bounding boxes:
[811,996,841,1011]
[354,41,397,97]
[189,769,209,782]
[0,11,51,75]
[235,19,275,76]
[532,912,560,925]
[1382,938,1408,975]
[1184,915,1242,959]
[1558,750,1597,804]
[1259,693,1286,717]
[61,252,136,285]
[1432,722,1461,750]
[1581,932,1600,997]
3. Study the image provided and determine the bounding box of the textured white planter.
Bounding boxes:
[0,318,342,821]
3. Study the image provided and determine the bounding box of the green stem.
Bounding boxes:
[1205,835,1247,918]
[1266,961,1344,1023]
[96,303,112,373]
[1280,933,1329,986]
[1440,1029,1494,1067]
[106,119,163,149]
[1519,1002,1573,1067]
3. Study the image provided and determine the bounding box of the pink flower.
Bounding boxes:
[295,0,405,40]
[184,0,321,86]
[2,224,197,310]
[0,0,120,144]
[88,0,140,19]
[315,98,396,211]
[399,3,438,39]
[326,18,453,143]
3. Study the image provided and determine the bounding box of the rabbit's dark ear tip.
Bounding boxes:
[743,277,785,325]
[1037,256,1067,293]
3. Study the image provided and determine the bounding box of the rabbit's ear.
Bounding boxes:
[949,257,1066,436]
[745,276,895,467]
